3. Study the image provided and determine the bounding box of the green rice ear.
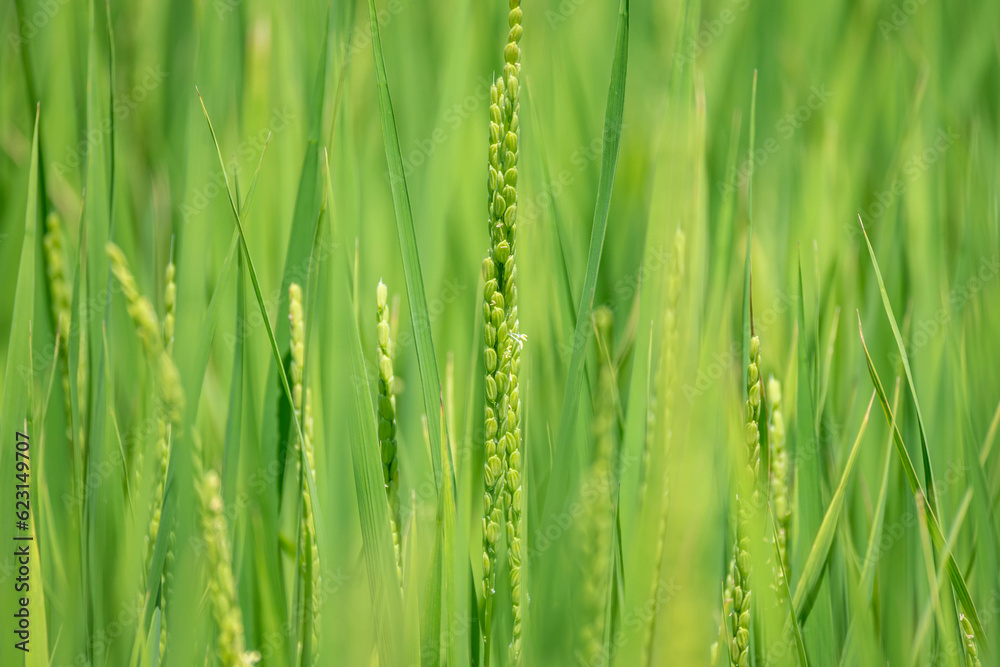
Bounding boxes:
[376,279,402,580]
[722,334,764,667]
[146,261,177,581]
[287,281,321,661]
[767,376,791,600]
[163,261,176,355]
[482,2,525,661]
[577,307,615,666]
[192,433,256,666]
[44,212,75,453]
[642,227,685,665]
[299,387,321,665]
[44,212,72,344]
[961,613,983,667]
[289,282,306,416]
[106,242,184,422]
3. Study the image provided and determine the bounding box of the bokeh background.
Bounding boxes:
[1,0,999,664]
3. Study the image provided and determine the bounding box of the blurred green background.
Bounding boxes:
[1,0,1000,664]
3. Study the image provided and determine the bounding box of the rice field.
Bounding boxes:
[1,0,999,665]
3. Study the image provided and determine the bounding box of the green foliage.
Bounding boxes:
[2,0,1000,665]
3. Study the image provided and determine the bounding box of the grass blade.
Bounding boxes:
[256,9,331,504]
[741,70,758,390]
[793,254,822,575]
[858,315,985,641]
[339,256,405,665]
[861,379,900,601]
[768,508,810,667]
[543,0,630,518]
[193,92,330,631]
[0,106,39,667]
[364,0,456,496]
[838,422,895,666]
[792,391,875,622]
[221,249,246,519]
[793,252,837,659]
[858,217,940,515]
[320,135,403,665]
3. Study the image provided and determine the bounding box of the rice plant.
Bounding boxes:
[767,376,790,601]
[2,0,1000,665]
[719,334,763,667]
[194,435,258,667]
[376,279,402,578]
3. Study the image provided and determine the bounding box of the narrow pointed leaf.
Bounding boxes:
[858,316,985,641]
[0,107,39,667]
[792,392,875,622]
[365,0,454,495]
[858,218,939,515]
[544,0,630,519]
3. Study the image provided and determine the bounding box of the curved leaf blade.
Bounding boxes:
[858,315,985,641]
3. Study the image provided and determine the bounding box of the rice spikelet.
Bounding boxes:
[722,335,763,667]
[106,242,184,421]
[376,280,402,580]
[767,376,790,599]
[642,228,685,665]
[149,261,177,659]
[960,613,982,667]
[289,283,306,483]
[481,0,525,653]
[480,0,525,660]
[147,260,177,566]
[43,213,73,426]
[299,388,321,664]
[576,307,616,667]
[289,282,321,661]
[163,260,176,355]
[194,436,259,667]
